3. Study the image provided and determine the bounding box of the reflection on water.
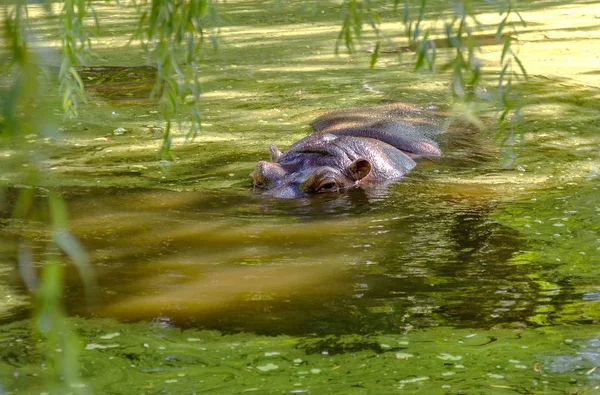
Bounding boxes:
[1,97,597,338]
[47,174,530,335]
[3,116,591,336]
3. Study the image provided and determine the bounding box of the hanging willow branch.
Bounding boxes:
[132,0,220,165]
[0,1,98,390]
[337,0,529,162]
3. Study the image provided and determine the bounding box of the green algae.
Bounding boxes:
[493,180,600,328]
[2,0,600,393]
[1,317,600,394]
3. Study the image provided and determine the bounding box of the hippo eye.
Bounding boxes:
[316,178,339,193]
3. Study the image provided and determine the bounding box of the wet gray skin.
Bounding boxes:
[250,103,444,199]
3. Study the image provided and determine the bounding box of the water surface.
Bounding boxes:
[1,0,600,393]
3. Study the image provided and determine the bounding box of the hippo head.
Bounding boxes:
[250,148,372,199]
[250,133,379,199]
[250,104,443,199]
[249,130,418,199]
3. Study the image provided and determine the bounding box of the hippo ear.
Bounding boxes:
[269,145,282,162]
[348,158,372,181]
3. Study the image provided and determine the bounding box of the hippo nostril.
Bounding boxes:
[250,166,272,189]
[249,169,262,188]
[250,161,286,189]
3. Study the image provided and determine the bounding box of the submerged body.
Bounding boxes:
[250,103,445,198]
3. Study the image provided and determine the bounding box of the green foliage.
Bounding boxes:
[336,0,380,55]
[1,1,95,389]
[59,0,95,118]
[337,0,529,163]
[1,0,219,382]
[34,258,85,392]
[132,0,219,162]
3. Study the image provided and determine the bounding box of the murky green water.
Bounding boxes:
[1,1,600,393]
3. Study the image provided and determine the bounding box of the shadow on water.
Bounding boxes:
[77,66,158,103]
[3,77,596,337]
[0,106,543,336]
[33,178,538,336]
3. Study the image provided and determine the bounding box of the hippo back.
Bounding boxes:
[310,103,444,157]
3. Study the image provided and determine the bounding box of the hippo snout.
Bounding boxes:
[250,161,306,199]
[250,161,286,189]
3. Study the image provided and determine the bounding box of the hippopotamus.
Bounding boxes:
[250,103,445,198]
